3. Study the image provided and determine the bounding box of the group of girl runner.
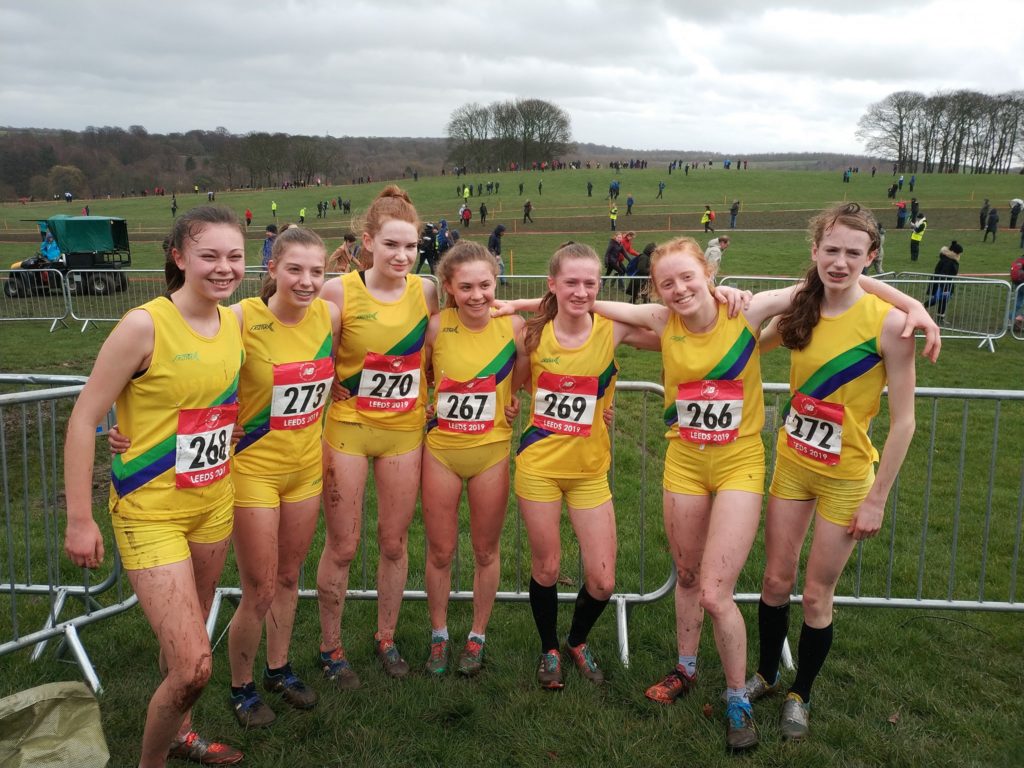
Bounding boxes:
[64,189,938,764]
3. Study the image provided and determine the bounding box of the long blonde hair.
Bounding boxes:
[522,242,600,353]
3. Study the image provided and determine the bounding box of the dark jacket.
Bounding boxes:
[487,225,505,255]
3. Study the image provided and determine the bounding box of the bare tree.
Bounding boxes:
[856,91,924,171]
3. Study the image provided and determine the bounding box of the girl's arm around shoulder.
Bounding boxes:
[421,275,441,316]
[64,309,155,569]
[511,316,531,393]
[744,283,802,330]
[592,300,669,334]
[612,319,662,351]
[859,276,940,362]
[492,297,541,316]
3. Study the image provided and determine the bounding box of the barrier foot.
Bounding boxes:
[781,637,795,671]
[48,317,68,333]
[65,624,103,695]
[614,596,630,668]
[80,320,93,333]
[206,589,225,640]
[30,589,68,661]
[977,336,995,353]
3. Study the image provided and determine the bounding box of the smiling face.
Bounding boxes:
[445,259,497,322]
[269,243,326,309]
[173,222,245,301]
[652,249,715,319]
[811,223,876,289]
[364,218,419,280]
[548,256,600,319]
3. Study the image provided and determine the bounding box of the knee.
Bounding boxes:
[323,535,358,569]
[247,580,277,617]
[676,565,701,593]
[800,580,834,620]
[276,567,300,593]
[761,570,795,603]
[532,558,560,586]
[586,575,615,601]
[698,583,733,618]
[169,651,212,711]
[378,534,408,563]
[472,544,498,570]
[427,540,456,570]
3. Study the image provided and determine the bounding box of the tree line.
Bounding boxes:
[856,90,1024,174]
[0,126,452,201]
[445,98,574,171]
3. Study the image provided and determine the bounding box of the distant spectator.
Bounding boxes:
[487,224,507,285]
[979,198,990,230]
[909,213,927,260]
[479,202,488,226]
[523,200,534,223]
[40,233,61,262]
[261,224,278,270]
[924,240,962,324]
[983,208,999,242]
[704,235,729,275]
[1009,198,1023,230]
[627,242,655,304]
[244,208,253,227]
[626,194,634,215]
[729,200,740,228]
[701,205,715,233]
[327,233,358,273]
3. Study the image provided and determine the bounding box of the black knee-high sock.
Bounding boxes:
[757,599,791,684]
[789,622,833,704]
[529,578,559,653]
[566,585,609,648]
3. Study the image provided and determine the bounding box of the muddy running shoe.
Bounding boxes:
[564,642,604,684]
[536,650,565,690]
[375,638,410,678]
[780,692,810,741]
[424,636,450,676]
[725,696,759,752]
[744,672,781,702]
[263,663,317,710]
[168,730,244,765]
[457,638,485,677]
[228,684,276,728]
[319,648,361,690]
[644,666,696,704]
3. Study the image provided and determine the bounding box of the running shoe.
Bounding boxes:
[263,663,317,710]
[644,666,696,704]
[457,639,485,677]
[564,641,604,684]
[744,671,781,702]
[375,637,410,678]
[228,684,275,728]
[725,696,759,752]
[424,636,450,676]
[319,648,361,690]
[536,650,565,690]
[780,692,810,741]
[167,730,244,765]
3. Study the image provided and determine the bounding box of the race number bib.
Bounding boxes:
[175,404,238,488]
[532,372,598,437]
[675,379,743,444]
[356,351,421,412]
[270,358,333,430]
[436,375,497,434]
[784,393,844,466]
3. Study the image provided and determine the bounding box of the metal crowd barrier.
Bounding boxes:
[4,377,1023,688]
[0,375,134,694]
[1011,283,1024,341]
[721,273,1018,351]
[0,269,70,332]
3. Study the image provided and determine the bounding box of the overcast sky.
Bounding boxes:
[3,1,1021,155]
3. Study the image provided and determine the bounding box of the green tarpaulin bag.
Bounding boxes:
[0,681,109,767]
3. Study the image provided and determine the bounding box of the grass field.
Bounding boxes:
[1,169,1023,768]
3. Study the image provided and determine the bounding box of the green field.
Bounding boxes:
[1,169,1023,768]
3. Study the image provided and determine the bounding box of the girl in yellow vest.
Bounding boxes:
[318,186,440,682]
[497,243,659,691]
[586,235,935,751]
[420,241,528,676]
[225,227,340,726]
[64,206,246,766]
[750,203,921,742]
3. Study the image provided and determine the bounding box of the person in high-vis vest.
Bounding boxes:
[751,203,922,743]
[909,213,927,261]
[609,202,618,231]
[64,205,246,766]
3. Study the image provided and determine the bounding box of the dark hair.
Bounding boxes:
[777,203,881,350]
[523,242,599,353]
[260,227,326,301]
[436,241,499,309]
[164,205,244,295]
